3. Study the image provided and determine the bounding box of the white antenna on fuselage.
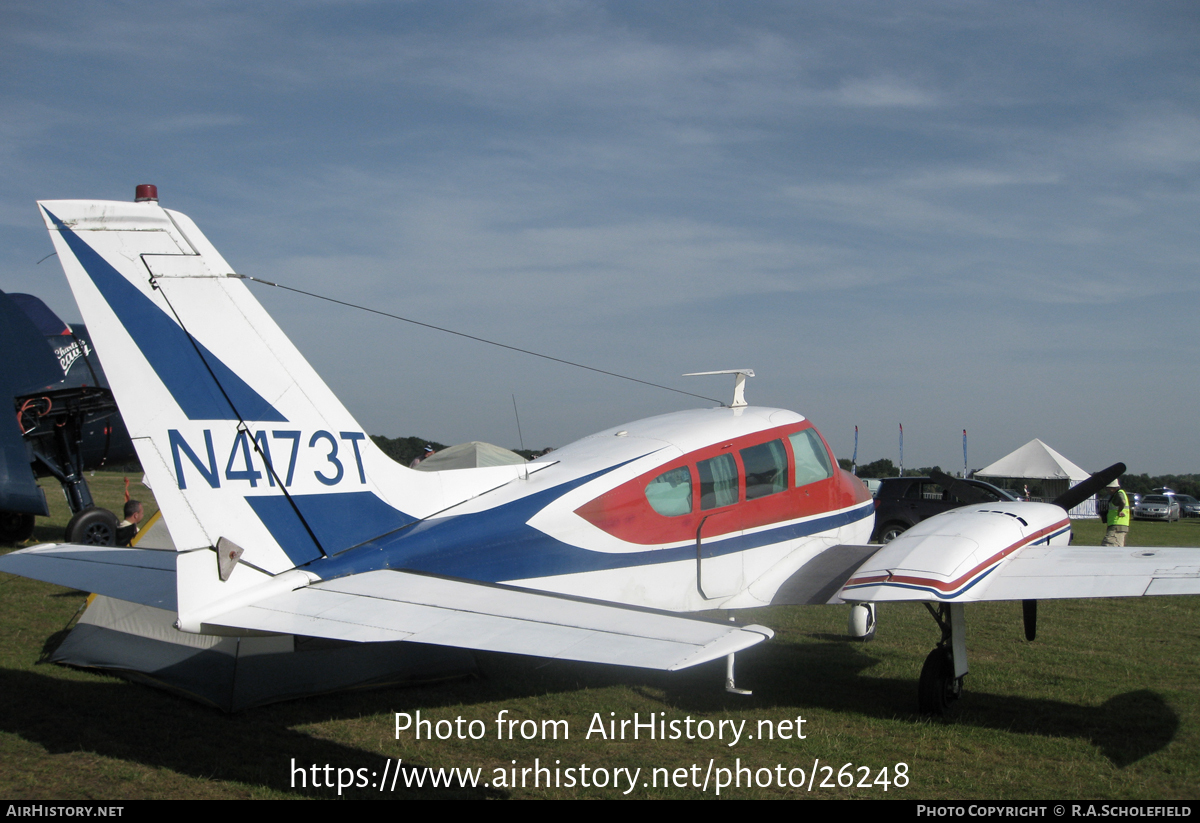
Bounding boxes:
[683,369,755,408]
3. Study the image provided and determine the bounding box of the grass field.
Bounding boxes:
[2,474,1198,799]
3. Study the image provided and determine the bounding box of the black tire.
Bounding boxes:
[879,522,908,543]
[0,511,36,543]
[860,611,877,642]
[64,507,119,546]
[918,646,961,716]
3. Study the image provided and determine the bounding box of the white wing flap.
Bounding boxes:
[207,570,773,670]
[977,546,1200,601]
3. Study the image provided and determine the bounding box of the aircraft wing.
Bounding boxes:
[0,544,772,671]
[205,569,774,671]
[839,503,1200,603]
[965,545,1200,600]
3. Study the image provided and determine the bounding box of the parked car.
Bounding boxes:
[871,476,1017,542]
[1172,494,1200,519]
[1133,494,1180,522]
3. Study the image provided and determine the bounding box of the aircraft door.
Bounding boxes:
[694,453,744,600]
[695,512,744,600]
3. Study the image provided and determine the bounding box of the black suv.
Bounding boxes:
[871,476,1018,542]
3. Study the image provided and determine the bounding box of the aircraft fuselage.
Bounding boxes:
[303,406,876,613]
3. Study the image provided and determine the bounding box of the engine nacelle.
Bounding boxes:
[840,503,1070,603]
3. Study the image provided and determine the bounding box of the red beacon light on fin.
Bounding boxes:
[134,184,158,203]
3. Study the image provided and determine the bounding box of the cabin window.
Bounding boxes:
[789,429,833,487]
[698,453,738,510]
[741,439,788,500]
[645,466,693,516]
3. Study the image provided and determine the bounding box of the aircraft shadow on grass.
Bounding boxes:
[728,637,1179,769]
[0,667,502,799]
[0,634,1177,799]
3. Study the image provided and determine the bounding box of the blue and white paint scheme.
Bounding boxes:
[3,189,1198,711]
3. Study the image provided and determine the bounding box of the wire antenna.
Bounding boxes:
[232,274,723,406]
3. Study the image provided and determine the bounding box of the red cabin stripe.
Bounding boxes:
[576,423,869,545]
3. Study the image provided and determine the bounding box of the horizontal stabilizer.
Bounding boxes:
[0,544,176,610]
[206,570,774,671]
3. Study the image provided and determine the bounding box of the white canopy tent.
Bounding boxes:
[974,439,1094,515]
[414,441,527,472]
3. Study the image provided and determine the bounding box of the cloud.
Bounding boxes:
[833,76,940,108]
[2,2,1197,471]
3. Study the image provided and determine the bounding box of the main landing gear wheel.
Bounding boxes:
[918,646,962,716]
[0,511,35,543]
[848,603,877,641]
[64,507,119,546]
[919,602,967,716]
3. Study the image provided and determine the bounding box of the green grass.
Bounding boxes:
[2,476,1199,799]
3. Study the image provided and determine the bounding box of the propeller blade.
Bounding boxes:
[1053,462,1126,512]
[930,469,994,505]
[1022,599,1037,641]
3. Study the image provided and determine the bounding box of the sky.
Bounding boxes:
[2,1,1197,476]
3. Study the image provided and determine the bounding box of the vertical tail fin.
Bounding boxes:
[39,196,522,616]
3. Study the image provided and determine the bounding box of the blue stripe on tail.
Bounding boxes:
[45,209,286,423]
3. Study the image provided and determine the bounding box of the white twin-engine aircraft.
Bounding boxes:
[4,189,1198,715]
